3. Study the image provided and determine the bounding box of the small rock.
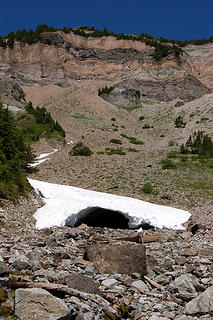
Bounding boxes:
[83,266,97,276]
[199,258,211,264]
[60,259,71,269]
[66,273,100,294]
[102,278,118,288]
[148,315,170,320]
[201,278,213,286]
[154,303,163,311]
[131,272,141,279]
[175,316,195,320]
[181,248,197,257]
[132,280,149,291]
[154,274,171,285]
[0,262,11,276]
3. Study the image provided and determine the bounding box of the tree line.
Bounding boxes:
[0,24,212,61]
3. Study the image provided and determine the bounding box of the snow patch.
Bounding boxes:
[29,149,58,167]
[29,179,191,230]
[36,149,58,160]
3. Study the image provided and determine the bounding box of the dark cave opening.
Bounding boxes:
[66,206,130,229]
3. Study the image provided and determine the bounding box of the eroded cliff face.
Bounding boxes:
[0,76,26,117]
[0,31,212,98]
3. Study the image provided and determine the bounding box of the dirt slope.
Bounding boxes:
[23,80,213,229]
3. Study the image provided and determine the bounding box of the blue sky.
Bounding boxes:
[1,0,212,40]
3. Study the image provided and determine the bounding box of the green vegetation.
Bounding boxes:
[180,131,213,158]
[161,158,177,169]
[0,24,64,47]
[142,182,154,194]
[175,116,186,128]
[98,86,114,96]
[70,141,93,156]
[167,151,178,158]
[106,148,126,155]
[128,147,139,153]
[24,102,65,142]
[142,123,151,129]
[119,104,141,113]
[0,104,35,201]
[139,116,145,121]
[110,138,122,145]
[168,140,175,146]
[121,133,144,145]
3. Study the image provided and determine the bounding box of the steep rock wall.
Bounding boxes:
[0,31,212,93]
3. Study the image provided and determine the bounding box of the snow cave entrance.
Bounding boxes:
[68,206,130,229]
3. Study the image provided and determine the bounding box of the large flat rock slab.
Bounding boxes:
[84,243,146,275]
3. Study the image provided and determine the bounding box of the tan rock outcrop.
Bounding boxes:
[0,31,212,92]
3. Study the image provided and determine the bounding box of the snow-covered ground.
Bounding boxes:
[29,149,58,167]
[29,179,191,230]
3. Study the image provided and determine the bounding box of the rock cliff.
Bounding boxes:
[0,31,212,99]
[0,76,26,117]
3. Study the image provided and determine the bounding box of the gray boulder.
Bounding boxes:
[15,288,70,320]
[185,285,213,315]
[11,255,31,271]
[168,275,196,294]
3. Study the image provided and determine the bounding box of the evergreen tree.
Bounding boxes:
[0,104,35,200]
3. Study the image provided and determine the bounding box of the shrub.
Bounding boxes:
[175,116,186,128]
[106,148,126,155]
[111,117,116,121]
[169,140,175,146]
[98,86,114,96]
[180,131,213,157]
[142,182,154,194]
[70,141,92,156]
[142,123,150,129]
[139,116,145,121]
[110,139,122,145]
[120,133,144,145]
[167,151,178,158]
[129,137,144,145]
[161,159,177,169]
[128,148,139,153]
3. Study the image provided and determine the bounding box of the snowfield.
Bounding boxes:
[29,179,191,230]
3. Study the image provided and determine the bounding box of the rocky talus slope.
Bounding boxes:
[0,216,212,319]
